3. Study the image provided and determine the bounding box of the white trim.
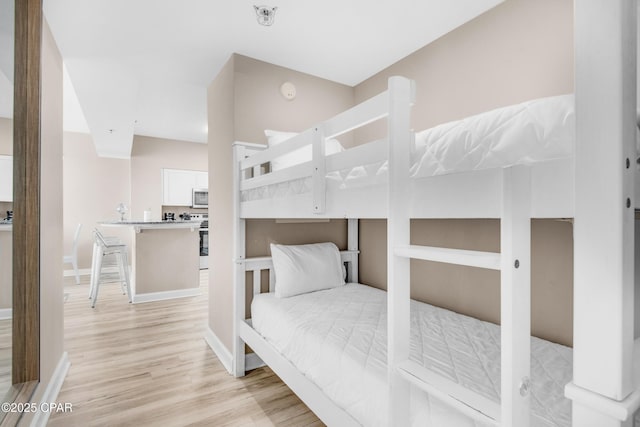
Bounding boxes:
[132,288,200,304]
[0,308,12,320]
[30,352,70,427]
[245,352,265,371]
[204,326,232,374]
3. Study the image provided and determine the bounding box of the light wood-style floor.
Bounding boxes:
[0,319,11,396]
[48,272,322,427]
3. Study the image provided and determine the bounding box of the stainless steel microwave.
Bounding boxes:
[192,188,208,208]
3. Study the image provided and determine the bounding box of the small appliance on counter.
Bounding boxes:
[4,211,12,222]
[179,212,191,220]
[163,212,175,221]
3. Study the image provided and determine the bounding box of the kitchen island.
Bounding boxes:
[99,220,201,303]
[0,224,11,316]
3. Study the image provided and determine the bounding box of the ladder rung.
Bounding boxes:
[396,360,500,425]
[394,245,501,270]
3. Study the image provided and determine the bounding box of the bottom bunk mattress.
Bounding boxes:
[251,283,572,427]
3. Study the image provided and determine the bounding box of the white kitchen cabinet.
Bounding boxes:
[195,171,208,189]
[0,156,12,202]
[162,168,207,206]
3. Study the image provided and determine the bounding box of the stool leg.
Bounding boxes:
[89,241,99,299]
[91,248,104,308]
[117,254,127,295]
[120,251,132,303]
[73,258,80,285]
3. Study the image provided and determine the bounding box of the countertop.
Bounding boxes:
[0,222,11,232]
[99,220,202,233]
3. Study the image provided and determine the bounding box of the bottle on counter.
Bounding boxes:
[144,208,152,222]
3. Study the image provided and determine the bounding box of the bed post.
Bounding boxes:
[500,165,531,426]
[567,1,639,426]
[387,76,415,427]
[233,143,246,377]
[347,218,359,282]
[312,126,327,214]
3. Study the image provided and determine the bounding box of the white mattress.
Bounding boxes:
[251,283,573,427]
[242,94,575,202]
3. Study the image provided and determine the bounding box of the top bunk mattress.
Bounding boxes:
[251,283,573,427]
[242,94,576,203]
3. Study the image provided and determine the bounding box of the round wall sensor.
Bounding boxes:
[280,82,296,100]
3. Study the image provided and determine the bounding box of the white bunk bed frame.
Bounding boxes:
[231,2,640,426]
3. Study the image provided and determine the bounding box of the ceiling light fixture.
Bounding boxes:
[254,5,277,26]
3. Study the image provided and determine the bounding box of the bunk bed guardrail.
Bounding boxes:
[237,77,415,215]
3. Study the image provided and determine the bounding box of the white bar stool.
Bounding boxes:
[89,228,132,308]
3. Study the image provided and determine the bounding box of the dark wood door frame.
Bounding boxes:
[12,0,41,384]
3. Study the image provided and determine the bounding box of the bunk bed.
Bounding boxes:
[231,4,640,426]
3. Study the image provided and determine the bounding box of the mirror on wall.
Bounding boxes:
[0,0,14,406]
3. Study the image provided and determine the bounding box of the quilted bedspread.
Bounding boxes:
[410,94,574,177]
[251,283,573,427]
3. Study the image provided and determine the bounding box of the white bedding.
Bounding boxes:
[242,94,575,202]
[251,283,573,427]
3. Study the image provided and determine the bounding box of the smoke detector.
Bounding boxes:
[254,5,277,26]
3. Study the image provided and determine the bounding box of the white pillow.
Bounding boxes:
[271,242,345,298]
[265,129,345,171]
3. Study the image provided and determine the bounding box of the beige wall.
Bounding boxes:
[354,0,574,142]
[208,55,235,350]
[63,131,132,269]
[208,54,355,351]
[0,117,11,154]
[34,18,65,411]
[353,0,575,346]
[234,55,355,146]
[130,134,208,221]
[245,219,347,257]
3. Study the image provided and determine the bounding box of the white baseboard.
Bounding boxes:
[245,352,265,371]
[204,327,266,374]
[0,308,12,320]
[31,352,70,427]
[133,288,200,304]
[204,326,232,374]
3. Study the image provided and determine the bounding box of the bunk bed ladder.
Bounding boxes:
[386,77,532,427]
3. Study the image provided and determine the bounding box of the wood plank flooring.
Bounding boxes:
[0,319,11,395]
[48,272,322,427]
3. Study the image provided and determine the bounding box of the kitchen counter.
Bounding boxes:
[0,224,10,312]
[98,220,200,303]
[100,220,201,233]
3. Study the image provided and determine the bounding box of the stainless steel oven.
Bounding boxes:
[191,213,208,269]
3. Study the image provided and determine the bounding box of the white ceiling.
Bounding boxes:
[3,0,505,158]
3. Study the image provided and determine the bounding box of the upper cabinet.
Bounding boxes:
[0,156,12,202]
[162,168,207,206]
